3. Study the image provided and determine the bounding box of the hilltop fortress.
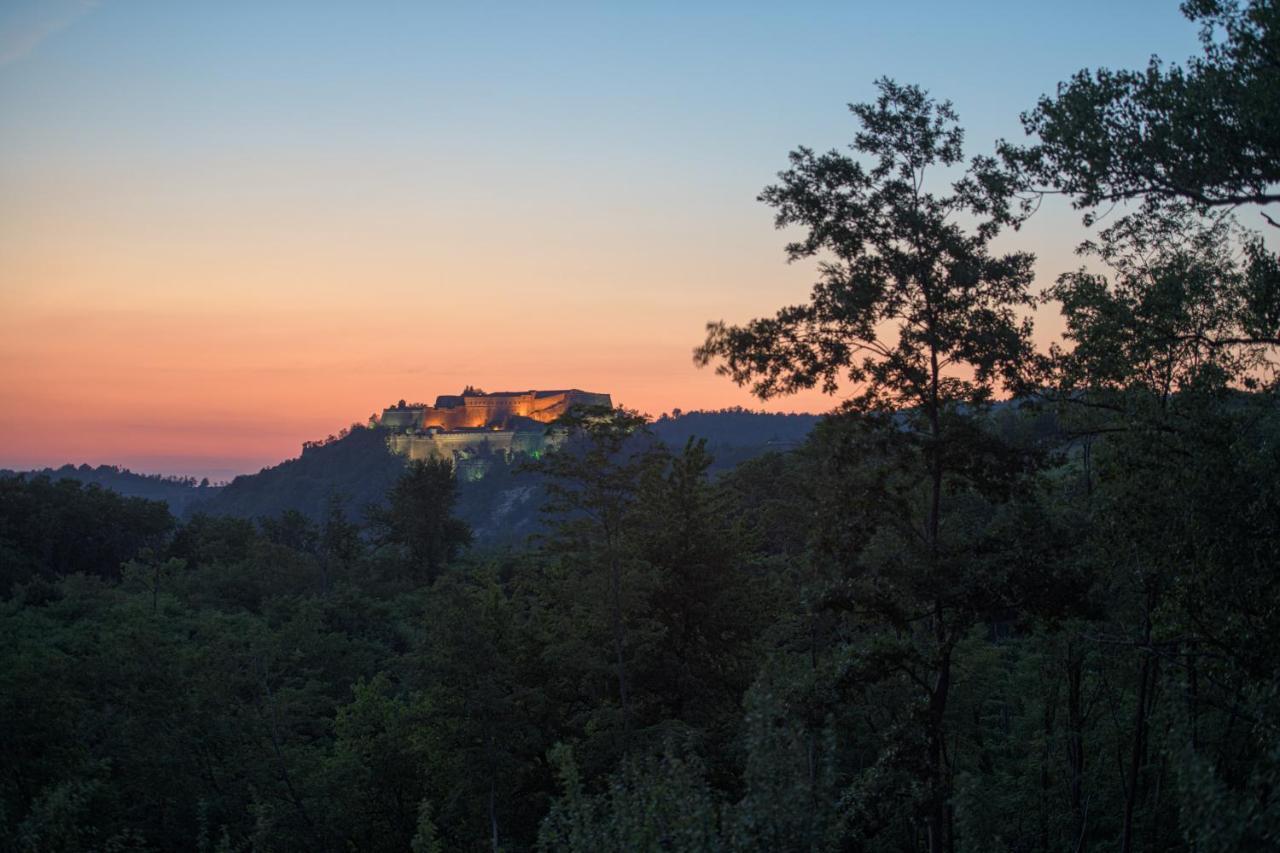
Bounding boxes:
[378,388,611,473]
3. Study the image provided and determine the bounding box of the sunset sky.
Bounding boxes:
[1,1,1205,479]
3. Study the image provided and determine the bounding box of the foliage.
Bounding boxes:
[0,474,174,593]
[370,457,473,582]
[538,742,725,853]
[1005,0,1280,227]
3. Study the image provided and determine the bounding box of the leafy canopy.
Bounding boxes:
[1005,0,1280,226]
[696,78,1035,415]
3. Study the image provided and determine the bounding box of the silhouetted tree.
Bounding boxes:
[530,406,654,743]
[373,458,472,582]
[697,78,1037,853]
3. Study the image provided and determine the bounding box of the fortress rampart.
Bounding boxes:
[379,388,611,469]
[414,389,610,430]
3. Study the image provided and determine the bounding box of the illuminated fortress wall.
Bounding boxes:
[379,388,612,467]
[387,430,518,461]
[381,389,611,432]
[416,389,611,430]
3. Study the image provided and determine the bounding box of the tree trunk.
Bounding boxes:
[488,773,499,853]
[924,342,952,853]
[927,633,953,853]
[1067,641,1088,852]
[1120,628,1153,853]
[607,539,631,736]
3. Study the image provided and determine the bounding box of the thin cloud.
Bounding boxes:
[0,0,99,68]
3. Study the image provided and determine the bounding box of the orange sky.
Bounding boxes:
[0,1,1198,478]
[0,177,1074,478]
[0,188,849,477]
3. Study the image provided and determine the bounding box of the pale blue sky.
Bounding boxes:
[3,1,1197,189]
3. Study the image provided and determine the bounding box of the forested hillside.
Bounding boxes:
[2,3,1278,851]
[186,410,822,539]
[194,424,408,524]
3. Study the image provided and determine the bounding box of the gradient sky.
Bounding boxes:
[1,1,1208,478]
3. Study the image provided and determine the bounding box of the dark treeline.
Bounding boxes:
[650,410,821,470]
[0,464,223,515]
[3,3,1279,851]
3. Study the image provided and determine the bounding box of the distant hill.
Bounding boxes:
[650,409,820,471]
[0,464,220,515]
[19,410,825,540]
[192,424,407,522]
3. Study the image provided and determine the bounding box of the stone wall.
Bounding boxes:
[381,388,611,432]
[386,427,566,464]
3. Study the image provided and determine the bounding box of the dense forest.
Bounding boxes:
[2,3,1278,851]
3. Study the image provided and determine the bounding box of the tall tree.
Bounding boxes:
[630,437,761,733]
[373,458,472,583]
[530,406,655,745]
[696,78,1037,853]
[1041,205,1280,852]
